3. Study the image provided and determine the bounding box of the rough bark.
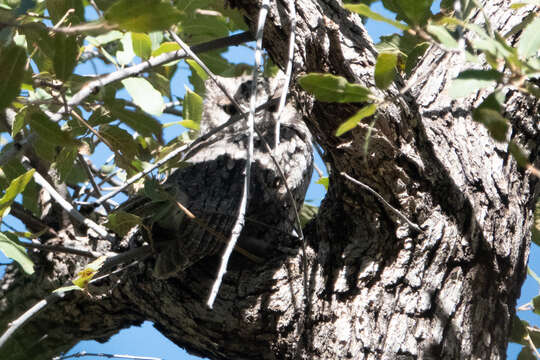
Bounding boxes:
[0,1,539,360]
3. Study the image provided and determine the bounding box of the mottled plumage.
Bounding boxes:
[148,74,313,278]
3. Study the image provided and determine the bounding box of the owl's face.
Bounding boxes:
[199,74,282,136]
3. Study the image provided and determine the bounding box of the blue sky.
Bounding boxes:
[0,1,536,359]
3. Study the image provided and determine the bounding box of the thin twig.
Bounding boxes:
[206,0,270,309]
[274,0,296,148]
[525,331,540,359]
[21,158,113,240]
[55,351,161,360]
[77,154,111,213]
[0,33,253,168]
[94,98,279,207]
[20,241,101,258]
[341,172,423,233]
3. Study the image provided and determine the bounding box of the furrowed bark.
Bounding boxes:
[0,1,538,359]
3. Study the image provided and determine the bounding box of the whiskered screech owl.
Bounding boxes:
[147,74,314,278]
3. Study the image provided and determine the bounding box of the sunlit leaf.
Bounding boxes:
[300,203,318,228]
[533,198,540,246]
[183,87,203,125]
[105,211,142,237]
[187,59,209,94]
[298,73,371,103]
[472,108,508,142]
[449,70,502,98]
[0,169,35,217]
[122,77,164,116]
[53,147,79,182]
[426,24,458,48]
[99,124,139,158]
[53,33,79,81]
[72,256,107,289]
[518,17,540,59]
[0,232,34,275]
[86,30,123,46]
[0,44,26,111]
[345,3,408,30]
[117,32,135,65]
[178,120,200,131]
[151,41,181,66]
[104,0,182,32]
[336,103,377,136]
[316,176,329,190]
[46,0,84,24]
[132,32,152,59]
[108,101,163,138]
[28,111,78,146]
[374,52,398,89]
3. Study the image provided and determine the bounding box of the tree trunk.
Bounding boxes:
[0,0,538,359]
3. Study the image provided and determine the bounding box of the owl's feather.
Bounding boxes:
[130,74,313,279]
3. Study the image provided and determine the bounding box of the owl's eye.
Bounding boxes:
[222,104,238,115]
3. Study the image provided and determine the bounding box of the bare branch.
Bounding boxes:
[21,158,113,241]
[19,241,101,259]
[341,172,423,233]
[274,0,296,148]
[55,351,161,360]
[0,245,151,350]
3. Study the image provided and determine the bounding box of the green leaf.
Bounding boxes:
[508,141,529,168]
[509,316,528,344]
[0,169,35,217]
[0,44,26,111]
[405,42,430,75]
[53,147,79,182]
[187,59,209,95]
[533,295,540,315]
[518,17,540,59]
[104,0,182,32]
[298,73,371,103]
[449,70,502,99]
[374,52,398,89]
[183,87,203,125]
[397,0,432,25]
[53,33,79,81]
[11,107,27,137]
[151,41,181,59]
[0,232,34,275]
[121,77,164,116]
[178,120,200,131]
[46,0,84,24]
[426,24,458,49]
[316,176,329,190]
[132,32,152,59]
[72,256,107,289]
[336,103,377,136]
[517,346,536,360]
[472,108,508,142]
[28,111,77,146]
[108,102,162,138]
[300,203,318,228]
[117,32,135,65]
[99,124,139,159]
[344,4,408,30]
[105,211,142,237]
[86,30,123,46]
[533,198,540,246]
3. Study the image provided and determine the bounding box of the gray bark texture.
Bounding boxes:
[0,0,539,359]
